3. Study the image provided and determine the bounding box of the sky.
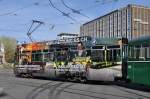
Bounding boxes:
[0,0,150,43]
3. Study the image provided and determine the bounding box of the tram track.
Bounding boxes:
[1,78,149,99]
[48,82,66,99]
[0,79,46,88]
[51,83,75,99]
[62,87,136,99]
[112,86,150,99]
[23,81,147,99]
[26,82,54,99]
[0,73,150,99]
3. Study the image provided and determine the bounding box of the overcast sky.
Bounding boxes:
[0,0,149,42]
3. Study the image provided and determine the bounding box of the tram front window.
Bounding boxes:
[91,46,105,62]
[55,51,68,61]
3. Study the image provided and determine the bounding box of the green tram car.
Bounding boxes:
[127,36,150,86]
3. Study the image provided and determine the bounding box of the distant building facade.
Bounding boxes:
[45,33,79,44]
[0,43,5,64]
[80,4,150,40]
[57,33,78,40]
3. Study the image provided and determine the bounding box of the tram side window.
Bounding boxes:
[128,46,134,59]
[107,50,112,61]
[139,47,146,60]
[134,47,140,60]
[106,49,121,62]
[128,46,139,60]
[43,52,54,62]
[32,53,43,62]
[113,49,121,61]
[147,47,150,60]
[128,47,131,58]
[32,54,35,61]
[129,46,148,61]
[32,51,43,62]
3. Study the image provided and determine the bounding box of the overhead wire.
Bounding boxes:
[0,0,120,39]
[96,0,120,4]
[45,0,120,31]
[48,0,77,22]
[0,28,20,32]
[74,0,119,12]
[0,19,83,34]
[60,0,90,19]
[0,1,41,17]
[0,0,85,42]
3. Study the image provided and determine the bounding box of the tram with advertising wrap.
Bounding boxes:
[14,36,91,81]
[14,36,129,82]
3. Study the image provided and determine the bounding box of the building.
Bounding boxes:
[46,32,79,44]
[57,33,78,40]
[80,4,150,40]
[0,43,5,64]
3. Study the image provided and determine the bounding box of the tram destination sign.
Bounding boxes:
[64,36,89,43]
[46,36,91,45]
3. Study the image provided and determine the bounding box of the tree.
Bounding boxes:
[0,36,17,63]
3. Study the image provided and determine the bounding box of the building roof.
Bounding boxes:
[83,9,118,25]
[94,38,122,45]
[82,4,150,26]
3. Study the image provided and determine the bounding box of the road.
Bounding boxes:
[0,69,150,99]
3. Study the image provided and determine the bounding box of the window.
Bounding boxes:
[129,45,150,61]
[139,47,145,60]
[147,47,150,59]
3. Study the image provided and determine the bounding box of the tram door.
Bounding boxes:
[106,45,121,65]
[121,38,128,79]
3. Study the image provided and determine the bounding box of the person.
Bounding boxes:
[77,42,85,57]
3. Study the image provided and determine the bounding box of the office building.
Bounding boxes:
[80,4,150,40]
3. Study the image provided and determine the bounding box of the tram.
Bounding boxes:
[14,36,129,82]
[86,38,128,81]
[127,36,150,86]
[14,36,92,81]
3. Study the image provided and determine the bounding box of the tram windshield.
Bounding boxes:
[91,46,105,62]
[54,50,68,61]
[91,44,122,68]
[53,47,68,62]
[91,45,121,62]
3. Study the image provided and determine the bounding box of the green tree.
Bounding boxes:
[0,36,17,63]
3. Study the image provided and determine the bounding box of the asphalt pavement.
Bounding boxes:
[0,69,150,99]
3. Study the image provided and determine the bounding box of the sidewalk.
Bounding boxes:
[0,87,4,96]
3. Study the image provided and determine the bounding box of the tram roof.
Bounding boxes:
[94,38,122,45]
[129,36,150,45]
